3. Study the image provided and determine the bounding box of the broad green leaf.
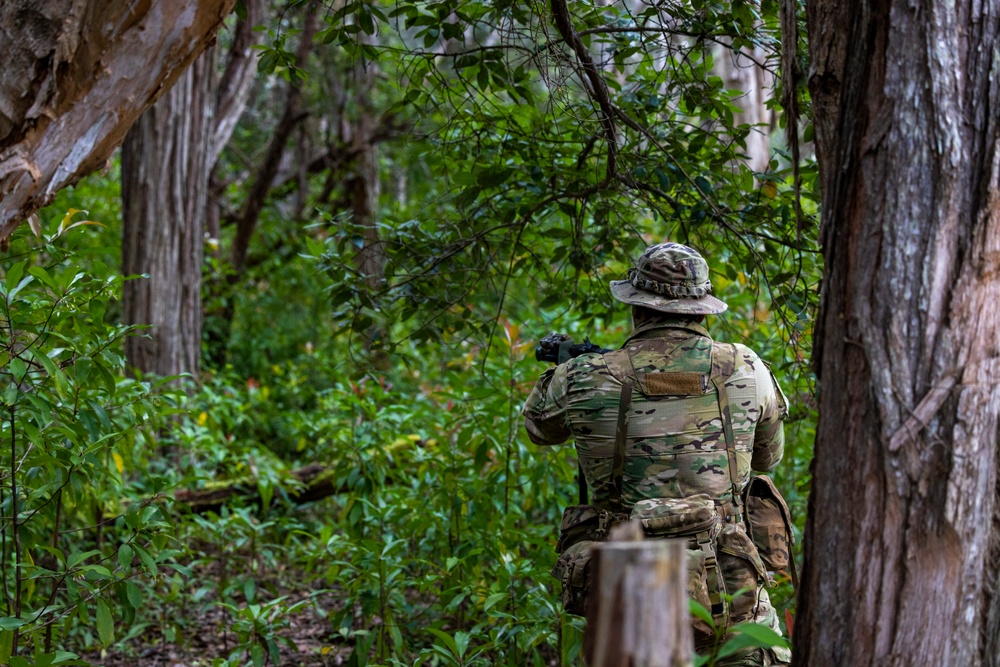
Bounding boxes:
[688,599,715,629]
[0,617,27,630]
[251,643,264,667]
[5,261,25,291]
[0,630,12,663]
[96,600,114,646]
[426,628,459,657]
[728,621,789,648]
[118,544,133,570]
[125,582,143,609]
[483,592,507,611]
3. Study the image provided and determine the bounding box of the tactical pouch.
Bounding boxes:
[550,541,594,616]
[717,524,768,623]
[742,475,794,572]
[555,504,621,553]
[552,504,626,616]
[629,494,720,539]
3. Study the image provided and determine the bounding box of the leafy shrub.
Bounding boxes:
[0,229,171,665]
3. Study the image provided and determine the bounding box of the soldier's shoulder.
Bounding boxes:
[712,340,767,377]
[732,342,765,365]
[562,350,611,376]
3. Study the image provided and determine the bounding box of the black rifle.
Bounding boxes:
[534,332,612,364]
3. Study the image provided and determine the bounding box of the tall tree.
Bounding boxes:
[797,1,1000,665]
[0,0,235,240]
[122,0,265,377]
[121,50,216,377]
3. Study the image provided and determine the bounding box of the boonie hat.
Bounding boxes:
[609,242,727,315]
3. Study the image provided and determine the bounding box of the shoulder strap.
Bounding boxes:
[611,377,633,513]
[710,343,742,514]
[603,350,635,513]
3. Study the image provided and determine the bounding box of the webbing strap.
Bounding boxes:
[698,532,729,624]
[611,378,634,513]
[711,343,743,515]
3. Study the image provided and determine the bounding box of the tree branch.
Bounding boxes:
[230,4,320,277]
[211,0,267,167]
[549,0,618,182]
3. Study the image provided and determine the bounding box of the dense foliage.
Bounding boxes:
[1,0,819,664]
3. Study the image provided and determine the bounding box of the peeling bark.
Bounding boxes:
[0,0,236,241]
[798,1,1000,665]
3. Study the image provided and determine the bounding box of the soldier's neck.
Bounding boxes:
[628,316,710,341]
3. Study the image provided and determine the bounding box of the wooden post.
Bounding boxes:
[585,540,692,667]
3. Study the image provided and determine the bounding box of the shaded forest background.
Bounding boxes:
[1,0,820,665]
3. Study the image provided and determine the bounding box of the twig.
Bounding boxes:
[10,406,22,654]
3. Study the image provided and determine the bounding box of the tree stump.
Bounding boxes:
[585,540,691,667]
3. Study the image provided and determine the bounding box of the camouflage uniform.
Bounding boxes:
[523,243,791,666]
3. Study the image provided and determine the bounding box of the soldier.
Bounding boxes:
[523,242,791,666]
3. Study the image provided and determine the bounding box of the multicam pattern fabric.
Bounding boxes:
[714,589,791,666]
[523,319,785,509]
[744,475,794,571]
[630,494,719,537]
[550,541,595,616]
[609,243,728,314]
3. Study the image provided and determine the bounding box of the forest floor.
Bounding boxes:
[82,587,354,666]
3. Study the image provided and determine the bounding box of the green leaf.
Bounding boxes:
[28,348,68,397]
[81,564,113,579]
[66,549,101,569]
[426,628,459,657]
[6,261,25,291]
[358,10,375,35]
[96,600,114,646]
[125,582,143,609]
[729,621,789,648]
[0,630,12,664]
[0,617,27,631]
[483,592,507,611]
[688,599,715,629]
[133,545,159,576]
[27,266,57,289]
[716,622,790,660]
[7,275,35,300]
[118,544,133,570]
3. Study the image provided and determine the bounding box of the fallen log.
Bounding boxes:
[173,463,349,514]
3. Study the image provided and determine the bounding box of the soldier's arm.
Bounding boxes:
[522,364,572,446]
[750,360,787,473]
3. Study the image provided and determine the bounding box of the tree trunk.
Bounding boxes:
[121,50,216,377]
[229,5,319,278]
[123,0,265,377]
[713,42,774,173]
[797,2,1000,665]
[347,55,384,287]
[0,0,235,241]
